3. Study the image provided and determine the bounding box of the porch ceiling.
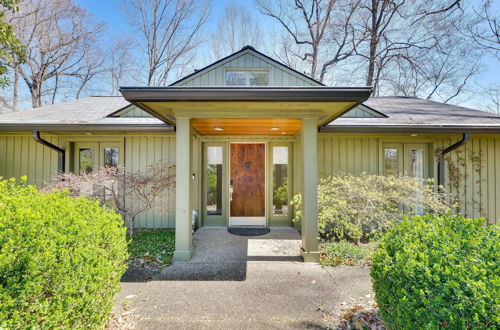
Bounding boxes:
[192,118,301,136]
[120,87,373,127]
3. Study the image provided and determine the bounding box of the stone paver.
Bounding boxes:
[114,228,373,329]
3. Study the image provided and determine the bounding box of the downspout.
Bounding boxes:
[32,131,65,173]
[437,133,471,191]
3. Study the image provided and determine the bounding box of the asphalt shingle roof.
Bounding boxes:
[0,96,168,131]
[327,96,500,133]
[0,95,499,133]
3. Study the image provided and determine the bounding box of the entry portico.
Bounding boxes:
[119,46,371,262]
[121,87,372,262]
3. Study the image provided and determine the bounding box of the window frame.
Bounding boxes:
[73,141,123,174]
[74,142,99,174]
[202,142,228,227]
[268,141,293,225]
[380,142,430,178]
[403,143,429,179]
[225,68,270,86]
[100,142,124,168]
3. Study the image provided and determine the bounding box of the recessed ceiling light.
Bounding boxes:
[282,132,287,135]
[270,127,280,131]
[214,127,224,131]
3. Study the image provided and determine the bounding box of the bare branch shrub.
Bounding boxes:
[45,163,175,236]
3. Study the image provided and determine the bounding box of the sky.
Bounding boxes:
[70,0,500,110]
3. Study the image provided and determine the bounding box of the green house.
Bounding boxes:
[1,46,500,262]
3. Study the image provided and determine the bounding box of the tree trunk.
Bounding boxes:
[12,65,19,111]
[366,0,379,87]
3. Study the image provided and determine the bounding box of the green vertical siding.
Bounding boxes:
[174,51,318,87]
[318,133,500,224]
[0,133,176,229]
[123,135,176,228]
[0,134,60,187]
[1,132,500,227]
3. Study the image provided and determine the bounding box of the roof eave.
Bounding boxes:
[0,124,173,132]
[321,125,500,134]
[120,87,373,102]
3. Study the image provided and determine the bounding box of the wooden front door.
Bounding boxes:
[230,143,266,226]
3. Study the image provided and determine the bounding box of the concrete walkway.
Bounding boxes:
[114,228,373,329]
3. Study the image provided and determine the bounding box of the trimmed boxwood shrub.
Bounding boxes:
[0,177,128,329]
[371,213,499,329]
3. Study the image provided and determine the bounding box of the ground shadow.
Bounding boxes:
[121,227,302,282]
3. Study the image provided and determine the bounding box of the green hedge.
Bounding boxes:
[371,213,499,329]
[0,178,128,329]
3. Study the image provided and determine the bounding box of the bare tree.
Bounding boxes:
[478,83,500,114]
[467,0,499,59]
[348,0,483,103]
[107,35,137,95]
[5,0,104,108]
[122,0,209,86]
[256,0,364,82]
[210,3,264,60]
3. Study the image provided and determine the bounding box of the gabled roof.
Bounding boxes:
[324,96,500,133]
[170,45,324,87]
[341,104,387,118]
[0,96,170,132]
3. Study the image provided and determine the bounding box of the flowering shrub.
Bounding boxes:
[292,173,449,243]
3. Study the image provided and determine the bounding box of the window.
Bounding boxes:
[383,143,428,178]
[407,148,424,179]
[104,147,119,167]
[206,146,223,216]
[383,148,400,177]
[226,70,269,86]
[74,142,122,174]
[272,146,289,216]
[79,148,94,174]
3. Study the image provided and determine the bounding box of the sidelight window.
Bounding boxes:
[272,146,289,216]
[206,146,223,216]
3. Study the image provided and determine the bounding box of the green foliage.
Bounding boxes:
[273,181,288,207]
[0,177,128,329]
[127,230,175,268]
[320,241,374,267]
[0,0,25,86]
[371,213,499,329]
[292,173,449,243]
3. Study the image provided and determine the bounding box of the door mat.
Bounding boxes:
[228,227,271,236]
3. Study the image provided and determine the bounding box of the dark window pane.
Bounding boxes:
[273,146,288,216]
[384,148,399,176]
[104,147,119,167]
[79,148,93,174]
[207,146,223,216]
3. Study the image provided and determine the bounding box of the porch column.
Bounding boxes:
[173,117,193,261]
[300,118,320,262]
